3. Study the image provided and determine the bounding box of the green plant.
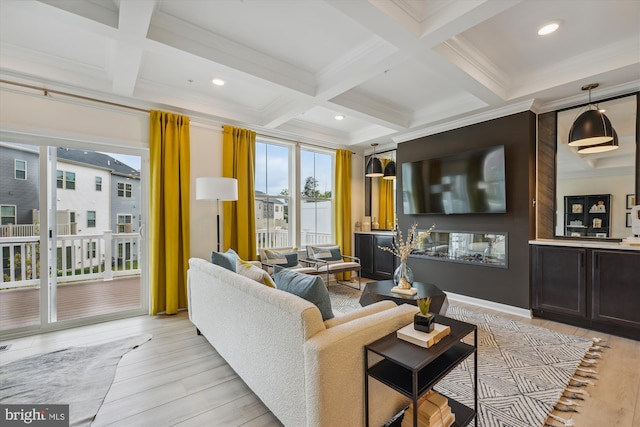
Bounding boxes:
[418,297,432,315]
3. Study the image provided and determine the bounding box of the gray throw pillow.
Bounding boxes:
[274,269,334,321]
[210,249,239,272]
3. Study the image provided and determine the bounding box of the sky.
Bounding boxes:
[102,152,141,171]
[255,142,332,196]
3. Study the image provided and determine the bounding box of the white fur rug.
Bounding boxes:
[0,334,151,427]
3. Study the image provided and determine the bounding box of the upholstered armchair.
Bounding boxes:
[259,247,320,276]
[305,244,361,289]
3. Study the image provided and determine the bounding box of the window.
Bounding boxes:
[1,205,17,225]
[255,142,291,250]
[87,211,96,228]
[254,141,334,251]
[65,171,75,190]
[56,170,76,189]
[117,214,133,233]
[14,160,26,180]
[95,177,102,191]
[86,241,96,258]
[117,182,132,198]
[300,149,334,246]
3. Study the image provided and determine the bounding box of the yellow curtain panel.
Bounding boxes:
[335,149,353,280]
[379,159,395,230]
[149,110,190,315]
[222,125,257,261]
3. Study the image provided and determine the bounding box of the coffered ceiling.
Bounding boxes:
[0,0,639,150]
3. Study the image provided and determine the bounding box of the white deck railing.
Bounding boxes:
[0,223,76,237]
[1,231,141,289]
[255,229,333,250]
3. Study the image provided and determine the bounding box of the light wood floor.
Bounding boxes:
[0,294,638,426]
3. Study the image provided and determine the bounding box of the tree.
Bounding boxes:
[302,176,321,198]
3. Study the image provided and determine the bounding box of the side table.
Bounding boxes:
[364,314,477,427]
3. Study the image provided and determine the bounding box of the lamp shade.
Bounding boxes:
[577,129,619,154]
[365,157,383,177]
[568,109,615,147]
[196,177,238,201]
[383,161,396,180]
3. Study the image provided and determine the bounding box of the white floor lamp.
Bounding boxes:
[196,177,238,252]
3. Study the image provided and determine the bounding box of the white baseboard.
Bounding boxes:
[445,291,532,319]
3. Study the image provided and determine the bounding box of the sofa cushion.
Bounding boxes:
[210,249,239,272]
[274,268,334,321]
[263,248,299,268]
[236,258,276,288]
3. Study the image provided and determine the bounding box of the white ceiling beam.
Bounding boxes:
[111,1,156,97]
[147,12,316,97]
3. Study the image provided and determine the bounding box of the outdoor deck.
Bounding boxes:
[0,276,141,331]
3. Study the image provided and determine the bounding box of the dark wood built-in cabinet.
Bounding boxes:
[531,243,640,340]
[564,194,611,238]
[355,232,396,280]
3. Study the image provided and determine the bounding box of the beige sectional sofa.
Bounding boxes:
[187,257,416,427]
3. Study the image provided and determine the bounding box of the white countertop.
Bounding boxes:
[529,239,640,251]
[354,230,393,235]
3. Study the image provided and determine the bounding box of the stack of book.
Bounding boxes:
[401,390,455,427]
[397,323,451,348]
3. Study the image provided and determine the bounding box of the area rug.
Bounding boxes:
[327,286,604,427]
[0,334,152,427]
[435,305,602,427]
[327,282,363,315]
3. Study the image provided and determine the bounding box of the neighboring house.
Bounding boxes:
[55,148,141,235]
[1,144,141,271]
[0,143,39,230]
[255,191,285,222]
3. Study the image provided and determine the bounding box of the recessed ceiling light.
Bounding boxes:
[212,78,225,86]
[335,115,344,120]
[538,21,560,36]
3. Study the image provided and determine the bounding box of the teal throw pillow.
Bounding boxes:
[274,269,334,321]
[210,248,239,272]
[310,245,342,261]
[263,249,299,268]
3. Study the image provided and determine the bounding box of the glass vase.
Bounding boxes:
[393,260,414,289]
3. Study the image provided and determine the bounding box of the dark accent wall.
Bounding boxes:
[397,111,536,309]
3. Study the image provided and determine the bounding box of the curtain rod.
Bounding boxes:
[1,79,358,154]
[0,79,149,113]
[222,126,356,154]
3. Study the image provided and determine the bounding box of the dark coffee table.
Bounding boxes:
[359,280,448,314]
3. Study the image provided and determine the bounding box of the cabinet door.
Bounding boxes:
[591,250,640,330]
[373,235,396,279]
[532,245,587,318]
[355,234,374,276]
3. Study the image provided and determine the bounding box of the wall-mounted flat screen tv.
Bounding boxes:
[402,145,506,214]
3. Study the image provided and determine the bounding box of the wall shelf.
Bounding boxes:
[564,194,611,238]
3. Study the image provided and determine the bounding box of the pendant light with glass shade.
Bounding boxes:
[568,83,616,148]
[365,143,384,177]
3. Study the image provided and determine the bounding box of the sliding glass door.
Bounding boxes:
[0,141,148,336]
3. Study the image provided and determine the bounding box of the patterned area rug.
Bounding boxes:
[327,282,363,315]
[327,285,602,427]
[436,305,598,427]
